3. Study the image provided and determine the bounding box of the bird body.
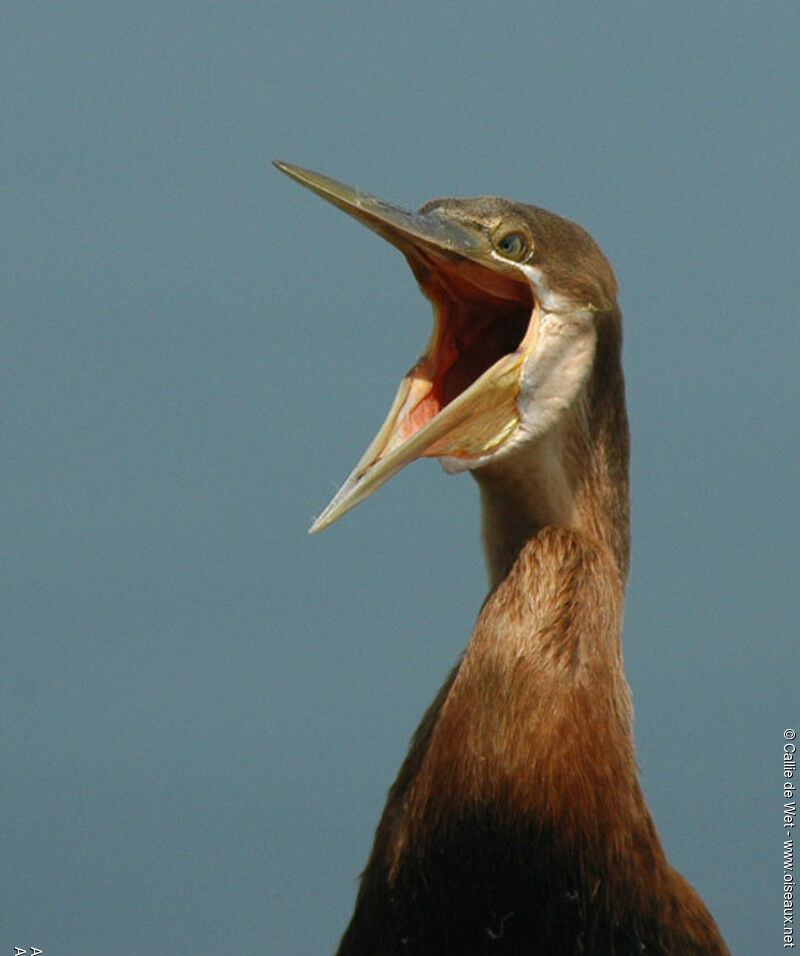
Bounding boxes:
[275,163,729,955]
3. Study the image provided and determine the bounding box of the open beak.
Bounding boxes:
[274,162,539,532]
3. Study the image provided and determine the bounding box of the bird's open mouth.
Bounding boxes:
[272,161,541,529]
[384,249,535,456]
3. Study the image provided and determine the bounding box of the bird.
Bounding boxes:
[274,161,729,955]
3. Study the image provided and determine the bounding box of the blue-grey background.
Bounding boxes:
[4,3,798,953]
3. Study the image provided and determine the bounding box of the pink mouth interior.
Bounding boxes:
[400,253,533,444]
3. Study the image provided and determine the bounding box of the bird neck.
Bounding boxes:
[422,526,641,851]
[476,422,580,589]
[475,306,630,590]
[449,308,644,852]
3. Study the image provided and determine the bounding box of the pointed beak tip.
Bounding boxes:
[272,160,313,185]
[309,505,340,534]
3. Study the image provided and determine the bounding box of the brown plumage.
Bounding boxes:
[275,163,729,955]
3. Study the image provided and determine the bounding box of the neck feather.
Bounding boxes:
[476,305,630,589]
[394,527,646,873]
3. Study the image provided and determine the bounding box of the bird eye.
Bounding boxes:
[494,230,529,261]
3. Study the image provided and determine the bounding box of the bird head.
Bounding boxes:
[274,163,619,532]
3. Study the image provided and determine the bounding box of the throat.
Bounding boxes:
[475,425,577,588]
[475,367,631,589]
